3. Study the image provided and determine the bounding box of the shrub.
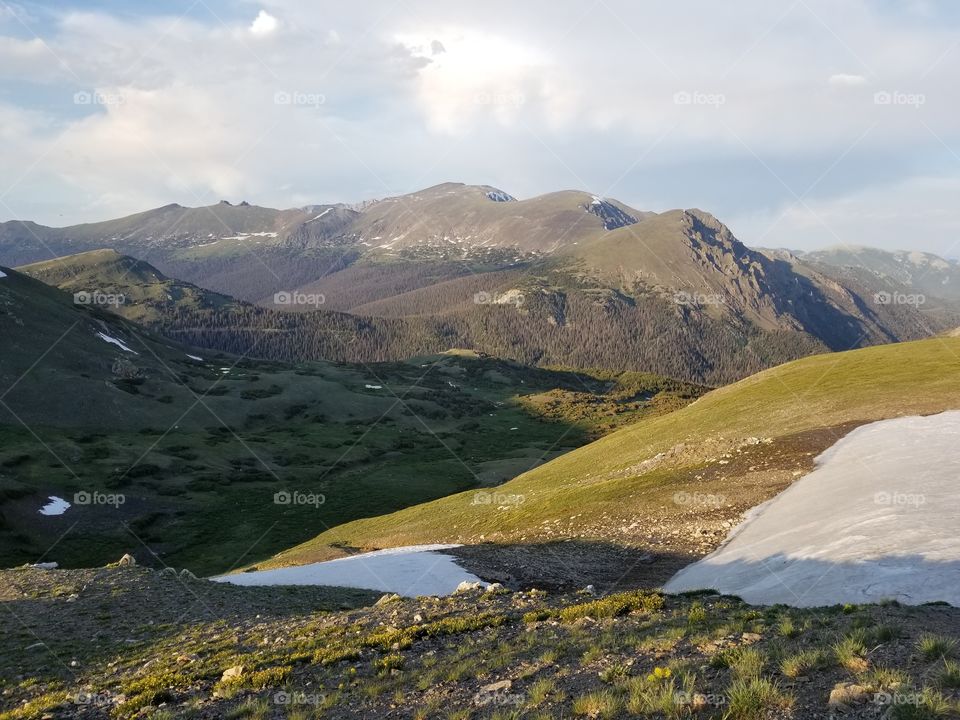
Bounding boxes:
[571,689,623,718]
[917,635,958,661]
[725,678,793,720]
[556,591,664,623]
[780,648,832,678]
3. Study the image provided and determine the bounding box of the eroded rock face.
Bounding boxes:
[582,197,638,230]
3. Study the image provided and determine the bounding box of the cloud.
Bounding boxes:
[730,176,960,255]
[0,0,958,256]
[828,73,868,87]
[249,10,278,36]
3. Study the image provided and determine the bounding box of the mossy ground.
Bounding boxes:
[2,567,960,719]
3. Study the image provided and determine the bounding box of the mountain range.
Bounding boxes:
[4,183,958,386]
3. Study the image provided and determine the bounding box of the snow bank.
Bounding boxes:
[39,496,71,516]
[212,544,486,597]
[0,269,7,278]
[186,354,203,361]
[664,411,960,607]
[96,331,138,354]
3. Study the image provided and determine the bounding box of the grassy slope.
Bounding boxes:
[2,267,705,574]
[267,336,960,566]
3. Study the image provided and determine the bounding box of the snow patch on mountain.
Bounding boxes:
[96,331,138,354]
[39,496,71,516]
[582,197,637,230]
[665,411,960,607]
[212,544,486,596]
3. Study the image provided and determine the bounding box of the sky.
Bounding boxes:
[2,0,960,254]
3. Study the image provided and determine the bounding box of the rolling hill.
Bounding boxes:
[258,334,960,587]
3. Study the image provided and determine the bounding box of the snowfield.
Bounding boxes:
[211,544,486,597]
[665,411,960,607]
[38,496,70,516]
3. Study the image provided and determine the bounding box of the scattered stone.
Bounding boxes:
[484,583,507,594]
[220,665,245,682]
[454,581,483,594]
[479,679,512,695]
[375,593,401,606]
[828,682,871,710]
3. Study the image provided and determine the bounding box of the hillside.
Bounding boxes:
[15,251,823,385]
[16,249,241,326]
[0,265,703,573]
[803,245,960,303]
[262,335,960,584]
[5,565,960,720]
[4,188,958,386]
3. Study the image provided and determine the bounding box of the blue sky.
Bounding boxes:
[2,0,960,254]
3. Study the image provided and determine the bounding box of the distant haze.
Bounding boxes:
[2,1,960,256]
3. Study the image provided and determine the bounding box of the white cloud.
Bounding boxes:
[249,10,278,36]
[828,73,868,87]
[0,0,958,256]
[731,176,960,256]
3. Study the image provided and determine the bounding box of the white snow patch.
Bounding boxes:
[306,208,332,223]
[664,411,960,607]
[212,544,486,596]
[0,269,7,278]
[95,331,138,354]
[186,354,204,361]
[39,496,71,516]
[221,231,278,240]
[365,384,383,390]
